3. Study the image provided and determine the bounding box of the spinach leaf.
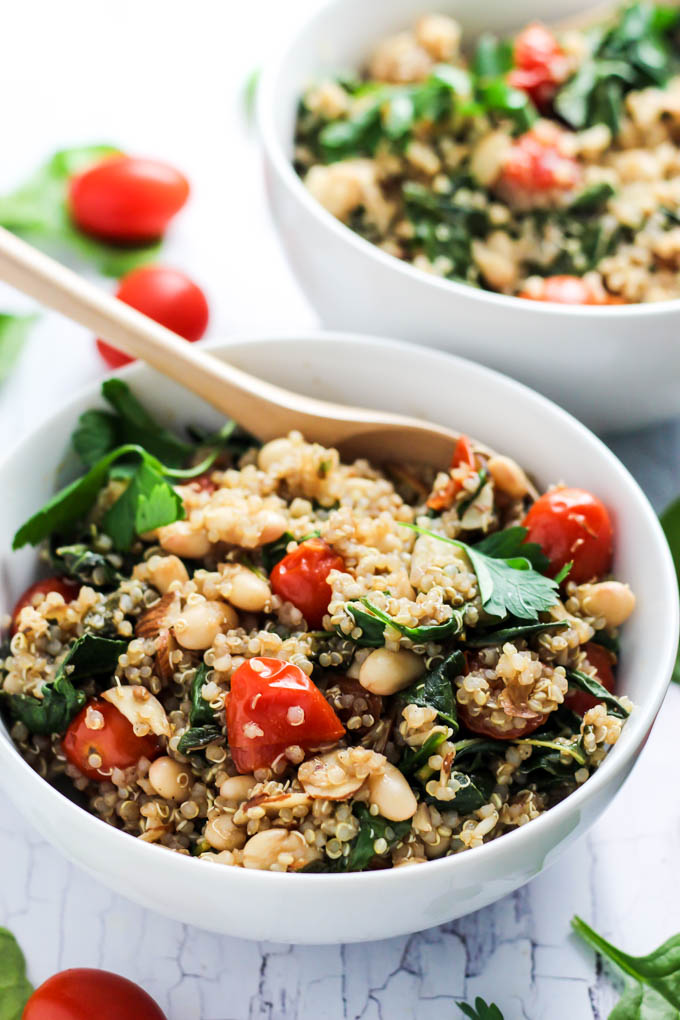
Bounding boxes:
[346,597,463,646]
[404,524,559,622]
[102,457,184,551]
[177,724,222,754]
[457,468,489,520]
[464,620,569,647]
[13,444,185,551]
[437,770,495,814]
[305,803,411,872]
[261,531,320,574]
[0,146,161,277]
[319,102,384,160]
[473,34,514,78]
[5,672,85,736]
[477,78,536,132]
[591,629,621,655]
[660,496,680,684]
[0,314,37,382]
[569,181,616,213]
[0,927,33,1020]
[403,178,489,280]
[188,664,214,727]
[56,633,128,684]
[400,650,463,729]
[572,914,680,1012]
[566,668,630,718]
[399,729,447,776]
[458,998,505,1020]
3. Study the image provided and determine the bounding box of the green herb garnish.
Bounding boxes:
[0,313,37,382]
[0,927,33,1019]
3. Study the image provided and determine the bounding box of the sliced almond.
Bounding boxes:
[243,791,312,814]
[135,593,180,639]
[102,685,171,737]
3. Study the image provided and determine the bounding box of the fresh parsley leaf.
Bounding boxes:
[404,524,559,622]
[660,496,680,684]
[566,668,630,719]
[572,914,680,1013]
[463,620,569,647]
[188,664,214,727]
[458,996,506,1020]
[177,724,222,754]
[346,597,463,646]
[0,313,37,382]
[473,526,551,574]
[0,927,33,1019]
[103,458,184,551]
[100,378,194,467]
[400,650,463,729]
[72,409,120,467]
[0,146,161,277]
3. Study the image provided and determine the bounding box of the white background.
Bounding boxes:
[1,2,679,1017]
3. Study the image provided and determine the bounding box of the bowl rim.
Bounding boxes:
[0,330,676,893]
[256,0,680,318]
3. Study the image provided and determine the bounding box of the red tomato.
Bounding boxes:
[458,701,548,740]
[270,538,345,629]
[226,657,345,772]
[509,23,569,108]
[518,275,625,305]
[565,642,616,716]
[62,699,160,782]
[11,577,80,634]
[23,968,166,1020]
[97,266,209,368]
[500,126,581,195]
[523,486,614,584]
[68,155,189,243]
[427,434,477,511]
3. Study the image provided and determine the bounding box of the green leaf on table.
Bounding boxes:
[243,68,261,122]
[572,914,680,1015]
[345,597,463,646]
[458,996,506,1020]
[0,313,37,382]
[0,145,161,277]
[399,649,463,729]
[403,524,559,622]
[0,927,33,1020]
[660,496,680,684]
[566,668,630,718]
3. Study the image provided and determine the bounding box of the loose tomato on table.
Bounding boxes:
[68,155,189,243]
[508,23,569,109]
[270,538,345,629]
[565,642,616,716]
[97,265,209,368]
[226,657,345,772]
[11,576,80,634]
[62,698,160,781]
[523,486,613,584]
[499,125,582,196]
[427,434,477,511]
[518,275,625,305]
[23,967,166,1020]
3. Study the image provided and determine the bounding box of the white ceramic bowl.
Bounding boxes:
[258,0,680,433]
[0,334,676,943]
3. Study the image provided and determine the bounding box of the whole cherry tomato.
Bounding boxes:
[508,23,569,109]
[97,265,209,368]
[499,125,581,196]
[226,657,345,772]
[518,275,625,305]
[11,576,80,634]
[523,486,614,584]
[23,967,166,1020]
[427,434,477,511]
[62,698,160,782]
[565,642,616,716]
[270,538,345,629]
[68,155,189,242]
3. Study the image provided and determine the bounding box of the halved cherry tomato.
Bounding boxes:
[23,967,167,1020]
[518,275,625,305]
[427,434,477,511]
[270,538,345,629]
[62,698,160,782]
[523,486,613,584]
[97,265,209,368]
[509,23,569,109]
[226,657,345,772]
[11,576,80,634]
[68,155,189,242]
[565,642,616,716]
[458,700,548,740]
[499,126,581,196]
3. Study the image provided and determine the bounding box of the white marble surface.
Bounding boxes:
[1,3,679,1017]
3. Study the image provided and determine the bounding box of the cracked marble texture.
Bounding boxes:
[1,1,679,1017]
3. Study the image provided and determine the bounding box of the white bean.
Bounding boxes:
[148,756,192,802]
[368,763,418,822]
[173,600,238,650]
[258,438,295,473]
[146,555,190,594]
[242,829,318,871]
[157,521,211,559]
[486,455,531,500]
[220,774,257,801]
[580,581,636,627]
[205,814,246,852]
[359,647,425,696]
[228,567,271,613]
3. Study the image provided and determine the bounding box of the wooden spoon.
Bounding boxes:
[0,226,466,466]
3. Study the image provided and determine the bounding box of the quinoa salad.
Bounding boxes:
[294,3,680,304]
[1,380,635,873]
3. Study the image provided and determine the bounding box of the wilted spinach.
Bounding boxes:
[566,668,630,718]
[305,803,411,872]
[399,649,463,730]
[344,597,463,646]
